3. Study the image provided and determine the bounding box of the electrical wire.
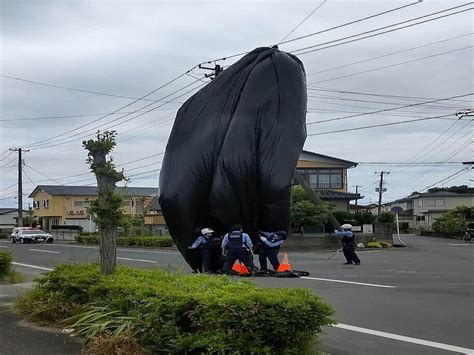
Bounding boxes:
[291,5,474,56]
[24,164,63,185]
[306,32,473,77]
[308,46,473,85]
[306,93,473,125]
[279,0,327,43]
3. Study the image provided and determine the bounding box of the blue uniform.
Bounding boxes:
[258,231,285,271]
[222,231,256,272]
[189,235,214,272]
[335,229,360,265]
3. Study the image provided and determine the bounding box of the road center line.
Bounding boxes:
[11,262,53,271]
[117,257,157,264]
[335,323,474,354]
[300,276,396,288]
[29,248,61,254]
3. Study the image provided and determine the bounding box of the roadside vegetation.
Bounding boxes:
[0,250,23,283]
[17,264,335,354]
[432,206,471,238]
[75,235,173,247]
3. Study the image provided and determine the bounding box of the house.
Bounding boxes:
[0,208,27,232]
[296,150,360,212]
[350,203,378,213]
[376,197,414,227]
[29,185,159,232]
[410,191,474,229]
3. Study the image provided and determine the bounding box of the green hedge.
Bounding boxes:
[17,264,335,353]
[75,235,173,247]
[0,250,12,279]
[0,232,8,239]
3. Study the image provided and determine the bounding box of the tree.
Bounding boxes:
[290,186,332,234]
[83,131,126,275]
[433,206,471,238]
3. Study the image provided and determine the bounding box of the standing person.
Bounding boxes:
[334,224,361,265]
[258,231,287,271]
[188,228,215,273]
[221,224,257,273]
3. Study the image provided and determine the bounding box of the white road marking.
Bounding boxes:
[335,323,474,354]
[43,243,179,254]
[117,257,157,264]
[300,276,396,288]
[29,248,61,254]
[449,244,471,246]
[0,245,8,248]
[11,262,53,271]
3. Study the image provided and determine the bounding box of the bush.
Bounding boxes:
[332,211,354,224]
[353,211,376,225]
[0,232,8,239]
[0,250,13,279]
[17,264,335,353]
[398,222,409,233]
[75,236,174,248]
[376,212,395,223]
[432,206,470,238]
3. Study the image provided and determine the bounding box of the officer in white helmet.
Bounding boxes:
[334,224,361,265]
[188,227,216,272]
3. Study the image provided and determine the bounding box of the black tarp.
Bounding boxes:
[159,47,307,270]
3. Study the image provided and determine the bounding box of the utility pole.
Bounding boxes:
[375,171,390,215]
[352,185,362,212]
[198,63,224,79]
[9,147,29,227]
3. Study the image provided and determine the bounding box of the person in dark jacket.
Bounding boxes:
[221,224,257,273]
[258,230,287,271]
[334,224,361,265]
[188,227,216,272]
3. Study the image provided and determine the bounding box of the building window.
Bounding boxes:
[426,199,435,207]
[43,200,49,208]
[74,200,87,207]
[33,201,40,208]
[435,199,445,206]
[416,216,425,221]
[297,169,343,189]
[417,200,423,207]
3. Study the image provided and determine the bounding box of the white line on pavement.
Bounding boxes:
[335,323,474,354]
[117,257,157,264]
[0,245,8,248]
[449,244,472,246]
[300,276,396,288]
[43,243,180,254]
[11,262,53,271]
[29,248,61,254]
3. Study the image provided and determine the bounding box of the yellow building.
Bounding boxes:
[29,185,160,231]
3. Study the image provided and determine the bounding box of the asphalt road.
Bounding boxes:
[1,234,473,355]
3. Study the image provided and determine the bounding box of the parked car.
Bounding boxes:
[10,227,33,239]
[11,229,54,244]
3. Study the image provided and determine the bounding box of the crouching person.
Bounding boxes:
[258,231,287,271]
[188,227,215,273]
[222,224,257,273]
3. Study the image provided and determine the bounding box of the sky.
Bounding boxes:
[0,0,473,208]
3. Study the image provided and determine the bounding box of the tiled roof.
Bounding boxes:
[300,150,357,167]
[29,185,158,198]
[317,190,361,200]
[146,196,162,211]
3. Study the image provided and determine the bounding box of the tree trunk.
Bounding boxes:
[100,227,117,275]
[294,171,341,229]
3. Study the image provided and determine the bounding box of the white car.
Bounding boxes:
[11,229,54,244]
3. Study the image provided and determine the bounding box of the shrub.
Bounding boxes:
[432,206,470,238]
[17,264,335,353]
[376,212,395,223]
[75,236,174,248]
[0,232,8,239]
[353,211,376,225]
[332,211,354,224]
[0,250,13,279]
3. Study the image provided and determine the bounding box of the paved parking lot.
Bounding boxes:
[1,234,473,354]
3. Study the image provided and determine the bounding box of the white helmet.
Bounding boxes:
[341,224,353,230]
[201,228,214,235]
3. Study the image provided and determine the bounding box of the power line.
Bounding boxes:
[292,5,473,56]
[306,33,473,77]
[0,151,13,162]
[307,87,473,104]
[420,167,470,191]
[308,46,473,85]
[24,164,62,185]
[307,113,457,137]
[279,0,327,43]
[306,93,473,125]
[278,0,422,45]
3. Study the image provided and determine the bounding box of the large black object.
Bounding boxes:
[159,47,307,270]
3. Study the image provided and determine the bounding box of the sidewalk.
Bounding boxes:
[0,282,82,355]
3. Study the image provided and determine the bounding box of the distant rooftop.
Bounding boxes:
[299,150,357,168]
[29,185,158,198]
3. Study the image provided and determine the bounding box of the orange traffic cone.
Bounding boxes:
[277,253,292,273]
[232,260,242,274]
[239,262,250,275]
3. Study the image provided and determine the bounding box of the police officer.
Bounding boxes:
[258,230,287,271]
[221,224,257,273]
[188,227,216,272]
[334,224,361,265]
